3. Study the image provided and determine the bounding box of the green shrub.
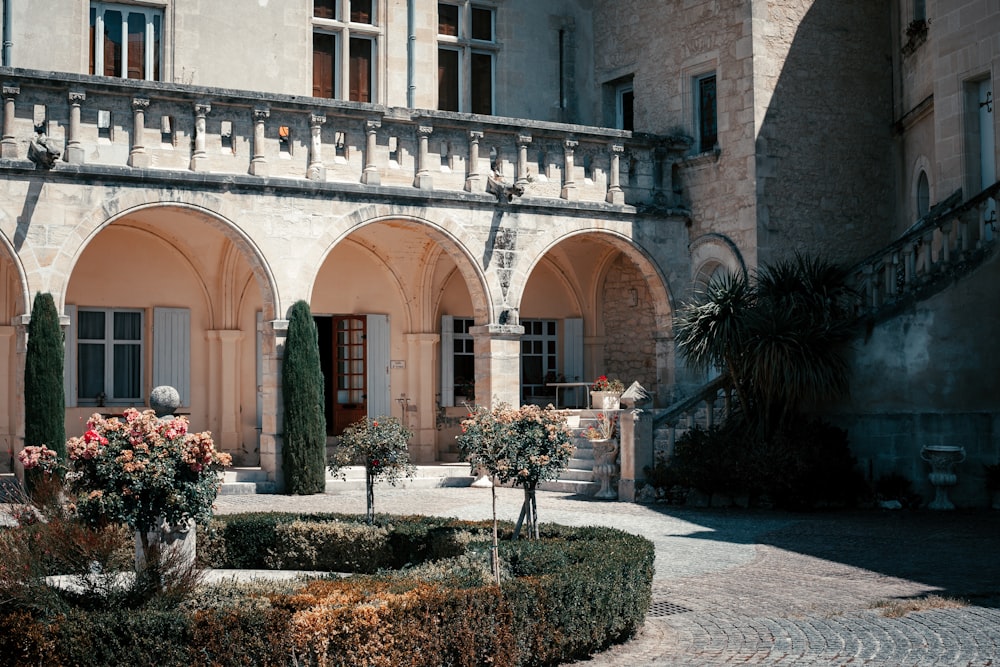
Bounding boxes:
[24,292,65,460]
[282,300,327,494]
[4,514,654,666]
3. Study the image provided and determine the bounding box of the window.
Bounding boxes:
[89,2,162,80]
[313,0,380,102]
[694,72,718,152]
[616,82,634,131]
[77,309,142,405]
[913,0,926,22]
[916,170,930,218]
[437,2,497,114]
[440,316,475,407]
[521,319,557,402]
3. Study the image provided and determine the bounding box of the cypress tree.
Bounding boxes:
[282,300,327,494]
[24,292,66,459]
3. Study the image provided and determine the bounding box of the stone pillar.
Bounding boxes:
[361,118,381,185]
[654,329,676,407]
[127,97,150,168]
[470,322,524,407]
[61,91,87,164]
[260,318,288,487]
[465,130,483,192]
[249,108,270,176]
[189,102,211,172]
[207,330,244,452]
[413,125,433,189]
[516,133,532,188]
[307,113,326,181]
[606,143,625,204]
[618,409,653,502]
[2,84,20,159]
[404,332,439,462]
[560,139,578,200]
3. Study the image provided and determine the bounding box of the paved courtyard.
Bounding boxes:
[216,486,1000,666]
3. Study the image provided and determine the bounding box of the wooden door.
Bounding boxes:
[333,316,367,434]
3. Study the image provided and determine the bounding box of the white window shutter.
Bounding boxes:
[366,314,391,418]
[153,307,190,406]
[64,305,77,408]
[563,318,584,382]
[440,315,455,407]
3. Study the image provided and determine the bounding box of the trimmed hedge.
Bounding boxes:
[2,514,654,666]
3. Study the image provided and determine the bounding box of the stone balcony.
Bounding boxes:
[0,68,690,214]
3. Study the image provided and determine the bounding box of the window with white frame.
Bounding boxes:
[313,0,379,102]
[616,81,634,131]
[521,319,557,402]
[77,309,143,405]
[89,2,162,80]
[437,2,497,114]
[694,71,718,153]
[440,316,475,407]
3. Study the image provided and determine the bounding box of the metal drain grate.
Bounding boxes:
[648,600,692,617]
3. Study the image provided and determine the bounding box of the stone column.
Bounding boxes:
[413,125,433,189]
[249,108,270,176]
[470,322,524,408]
[465,130,483,192]
[404,332,439,461]
[606,143,625,204]
[560,139,578,200]
[307,113,326,181]
[260,318,288,487]
[61,91,88,164]
[207,330,244,452]
[127,97,150,168]
[361,118,381,185]
[618,409,653,502]
[189,102,211,172]
[515,133,532,188]
[2,84,20,159]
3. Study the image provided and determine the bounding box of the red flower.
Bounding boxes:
[372,420,379,427]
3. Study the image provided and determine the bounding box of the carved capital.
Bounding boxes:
[468,130,483,141]
[68,90,87,105]
[310,113,326,126]
[253,107,271,122]
[2,84,20,98]
[610,143,624,154]
[131,97,150,111]
[366,118,382,132]
[564,139,578,152]
[417,125,434,136]
[517,133,532,145]
[193,102,212,116]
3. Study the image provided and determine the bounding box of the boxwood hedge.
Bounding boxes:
[1,513,654,666]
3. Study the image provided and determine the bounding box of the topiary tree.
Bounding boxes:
[24,292,65,460]
[333,415,416,524]
[282,300,327,494]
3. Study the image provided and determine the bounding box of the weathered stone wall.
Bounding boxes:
[600,255,656,389]
[754,0,895,266]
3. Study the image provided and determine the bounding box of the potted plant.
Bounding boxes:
[583,413,620,500]
[591,375,625,410]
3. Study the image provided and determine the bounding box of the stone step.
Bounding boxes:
[538,478,601,495]
[220,464,476,495]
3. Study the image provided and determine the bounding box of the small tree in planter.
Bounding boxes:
[333,415,416,524]
[24,292,65,461]
[458,403,574,545]
[282,300,328,494]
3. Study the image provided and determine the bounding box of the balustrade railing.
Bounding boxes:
[0,67,690,210]
[651,374,734,461]
[848,182,1000,319]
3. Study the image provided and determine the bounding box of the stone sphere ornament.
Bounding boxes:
[149,385,181,417]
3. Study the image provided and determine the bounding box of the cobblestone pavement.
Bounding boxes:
[215,487,1000,666]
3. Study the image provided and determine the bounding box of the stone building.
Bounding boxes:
[0,0,996,503]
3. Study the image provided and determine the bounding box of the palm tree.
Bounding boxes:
[675,254,857,436]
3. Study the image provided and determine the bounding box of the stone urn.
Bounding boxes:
[590,391,621,410]
[135,516,197,572]
[591,438,620,500]
[920,445,966,510]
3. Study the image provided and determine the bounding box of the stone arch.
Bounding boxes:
[910,155,934,221]
[515,228,675,332]
[311,207,492,325]
[0,229,31,318]
[54,198,280,323]
[689,233,747,291]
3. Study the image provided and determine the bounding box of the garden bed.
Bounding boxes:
[1,512,654,666]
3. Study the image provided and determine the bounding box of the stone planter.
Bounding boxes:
[590,438,620,500]
[920,445,965,510]
[135,517,197,572]
[590,391,621,410]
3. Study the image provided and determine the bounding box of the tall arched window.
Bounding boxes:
[916,170,930,218]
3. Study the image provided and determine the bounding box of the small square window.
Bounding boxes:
[314,0,336,19]
[471,6,493,41]
[438,3,459,36]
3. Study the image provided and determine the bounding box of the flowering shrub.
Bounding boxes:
[332,416,416,524]
[18,445,60,475]
[67,409,231,535]
[457,403,574,540]
[591,375,625,393]
[18,444,63,506]
[583,413,618,441]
